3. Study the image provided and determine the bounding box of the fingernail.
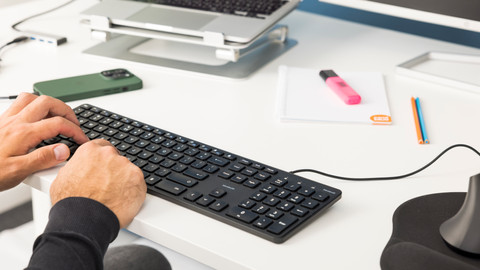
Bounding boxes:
[54,144,69,161]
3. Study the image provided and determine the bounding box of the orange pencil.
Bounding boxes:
[411,97,424,144]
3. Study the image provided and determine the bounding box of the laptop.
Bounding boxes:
[81,0,300,45]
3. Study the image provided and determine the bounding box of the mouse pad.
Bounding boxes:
[381,192,480,270]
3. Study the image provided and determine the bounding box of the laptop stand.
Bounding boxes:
[82,18,297,79]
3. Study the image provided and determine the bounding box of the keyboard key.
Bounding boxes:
[179,156,195,165]
[185,148,199,156]
[197,196,215,206]
[239,199,256,209]
[298,187,315,197]
[250,192,267,201]
[244,179,261,188]
[312,191,330,202]
[252,205,269,215]
[138,151,153,160]
[157,149,172,156]
[86,131,100,139]
[267,209,284,220]
[273,190,290,199]
[133,159,148,168]
[284,183,301,192]
[291,207,309,217]
[241,168,257,176]
[264,197,281,206]
[227,207,258,223]
[224,153,236,160]
[155,180,186,195]
[203,164,219,173]
[173,144,188,152]
[254,217,273,229]
[145,175,161,185]
[231,175,247,184]
[229,164,245,172]
[277,202,294,212]
[271,177,287,187]
[160,159,175,168]
[301,199,319,209]
[208,156,229,166]
[210,188,227,198]
[146,144,160,152]
[254,172,270,181]
[120,125,134,132]
[267,215,298,235]
[172,164,187,173]
[162,140,177,148]
[191,160,206,169]
[168,152,183,161]
[184,168,208,180]
[239,159,251,166]
[251,163,264,170]
[135,140,149,148]
[151,136,165,144]
[155,168,170,177]
[196,152,211,160]
[143,164,159,173]
[218,170,234,179]
[211,149,223,156]
[187,140,199,147]
[261,185,277,194]
[140,132,155,139]
[288,194,305,204]
[209,201,228,212]
[184,191,202,202]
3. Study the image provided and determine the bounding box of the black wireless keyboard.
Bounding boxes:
[39,104,342,243]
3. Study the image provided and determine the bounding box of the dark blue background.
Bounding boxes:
[297,1,480,49]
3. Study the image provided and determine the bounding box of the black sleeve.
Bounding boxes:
[25,197,120,270]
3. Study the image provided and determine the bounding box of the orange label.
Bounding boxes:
[370,115,392,124]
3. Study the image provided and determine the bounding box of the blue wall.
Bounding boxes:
[298,1,480,49]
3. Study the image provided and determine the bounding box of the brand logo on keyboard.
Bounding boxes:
[222,184,235,191]
[323,188,337,194]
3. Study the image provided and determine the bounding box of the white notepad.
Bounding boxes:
[276,65,392,124]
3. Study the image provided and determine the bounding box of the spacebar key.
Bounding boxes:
[155,180,187,195]
[167,173,198,187]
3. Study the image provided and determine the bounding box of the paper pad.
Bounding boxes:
[276,65,392,124]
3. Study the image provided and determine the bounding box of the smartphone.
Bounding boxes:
[33,68,143,102]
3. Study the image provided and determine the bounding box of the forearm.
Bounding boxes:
[26,197,120,270]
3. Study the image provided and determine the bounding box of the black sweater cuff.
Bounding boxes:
[44,197,120,253]
[26,197,120,270]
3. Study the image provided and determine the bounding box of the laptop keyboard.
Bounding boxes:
[38,104,342,243]
[132,0,289,18]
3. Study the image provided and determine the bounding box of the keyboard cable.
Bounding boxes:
[290,144,480,181]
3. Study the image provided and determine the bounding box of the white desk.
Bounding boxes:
[2,1,480,269]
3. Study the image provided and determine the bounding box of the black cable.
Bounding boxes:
[11,0,75,31]
[0,36,29,51]
[0,36,29,66]
[290,144,480,181]
[0,95,18,100]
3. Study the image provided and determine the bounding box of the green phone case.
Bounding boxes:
[33,69,143,102]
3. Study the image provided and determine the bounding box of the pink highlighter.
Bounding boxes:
[319,70,361,105]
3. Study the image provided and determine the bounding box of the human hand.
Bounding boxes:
[0,93,89,191]
[50,139,146,228]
